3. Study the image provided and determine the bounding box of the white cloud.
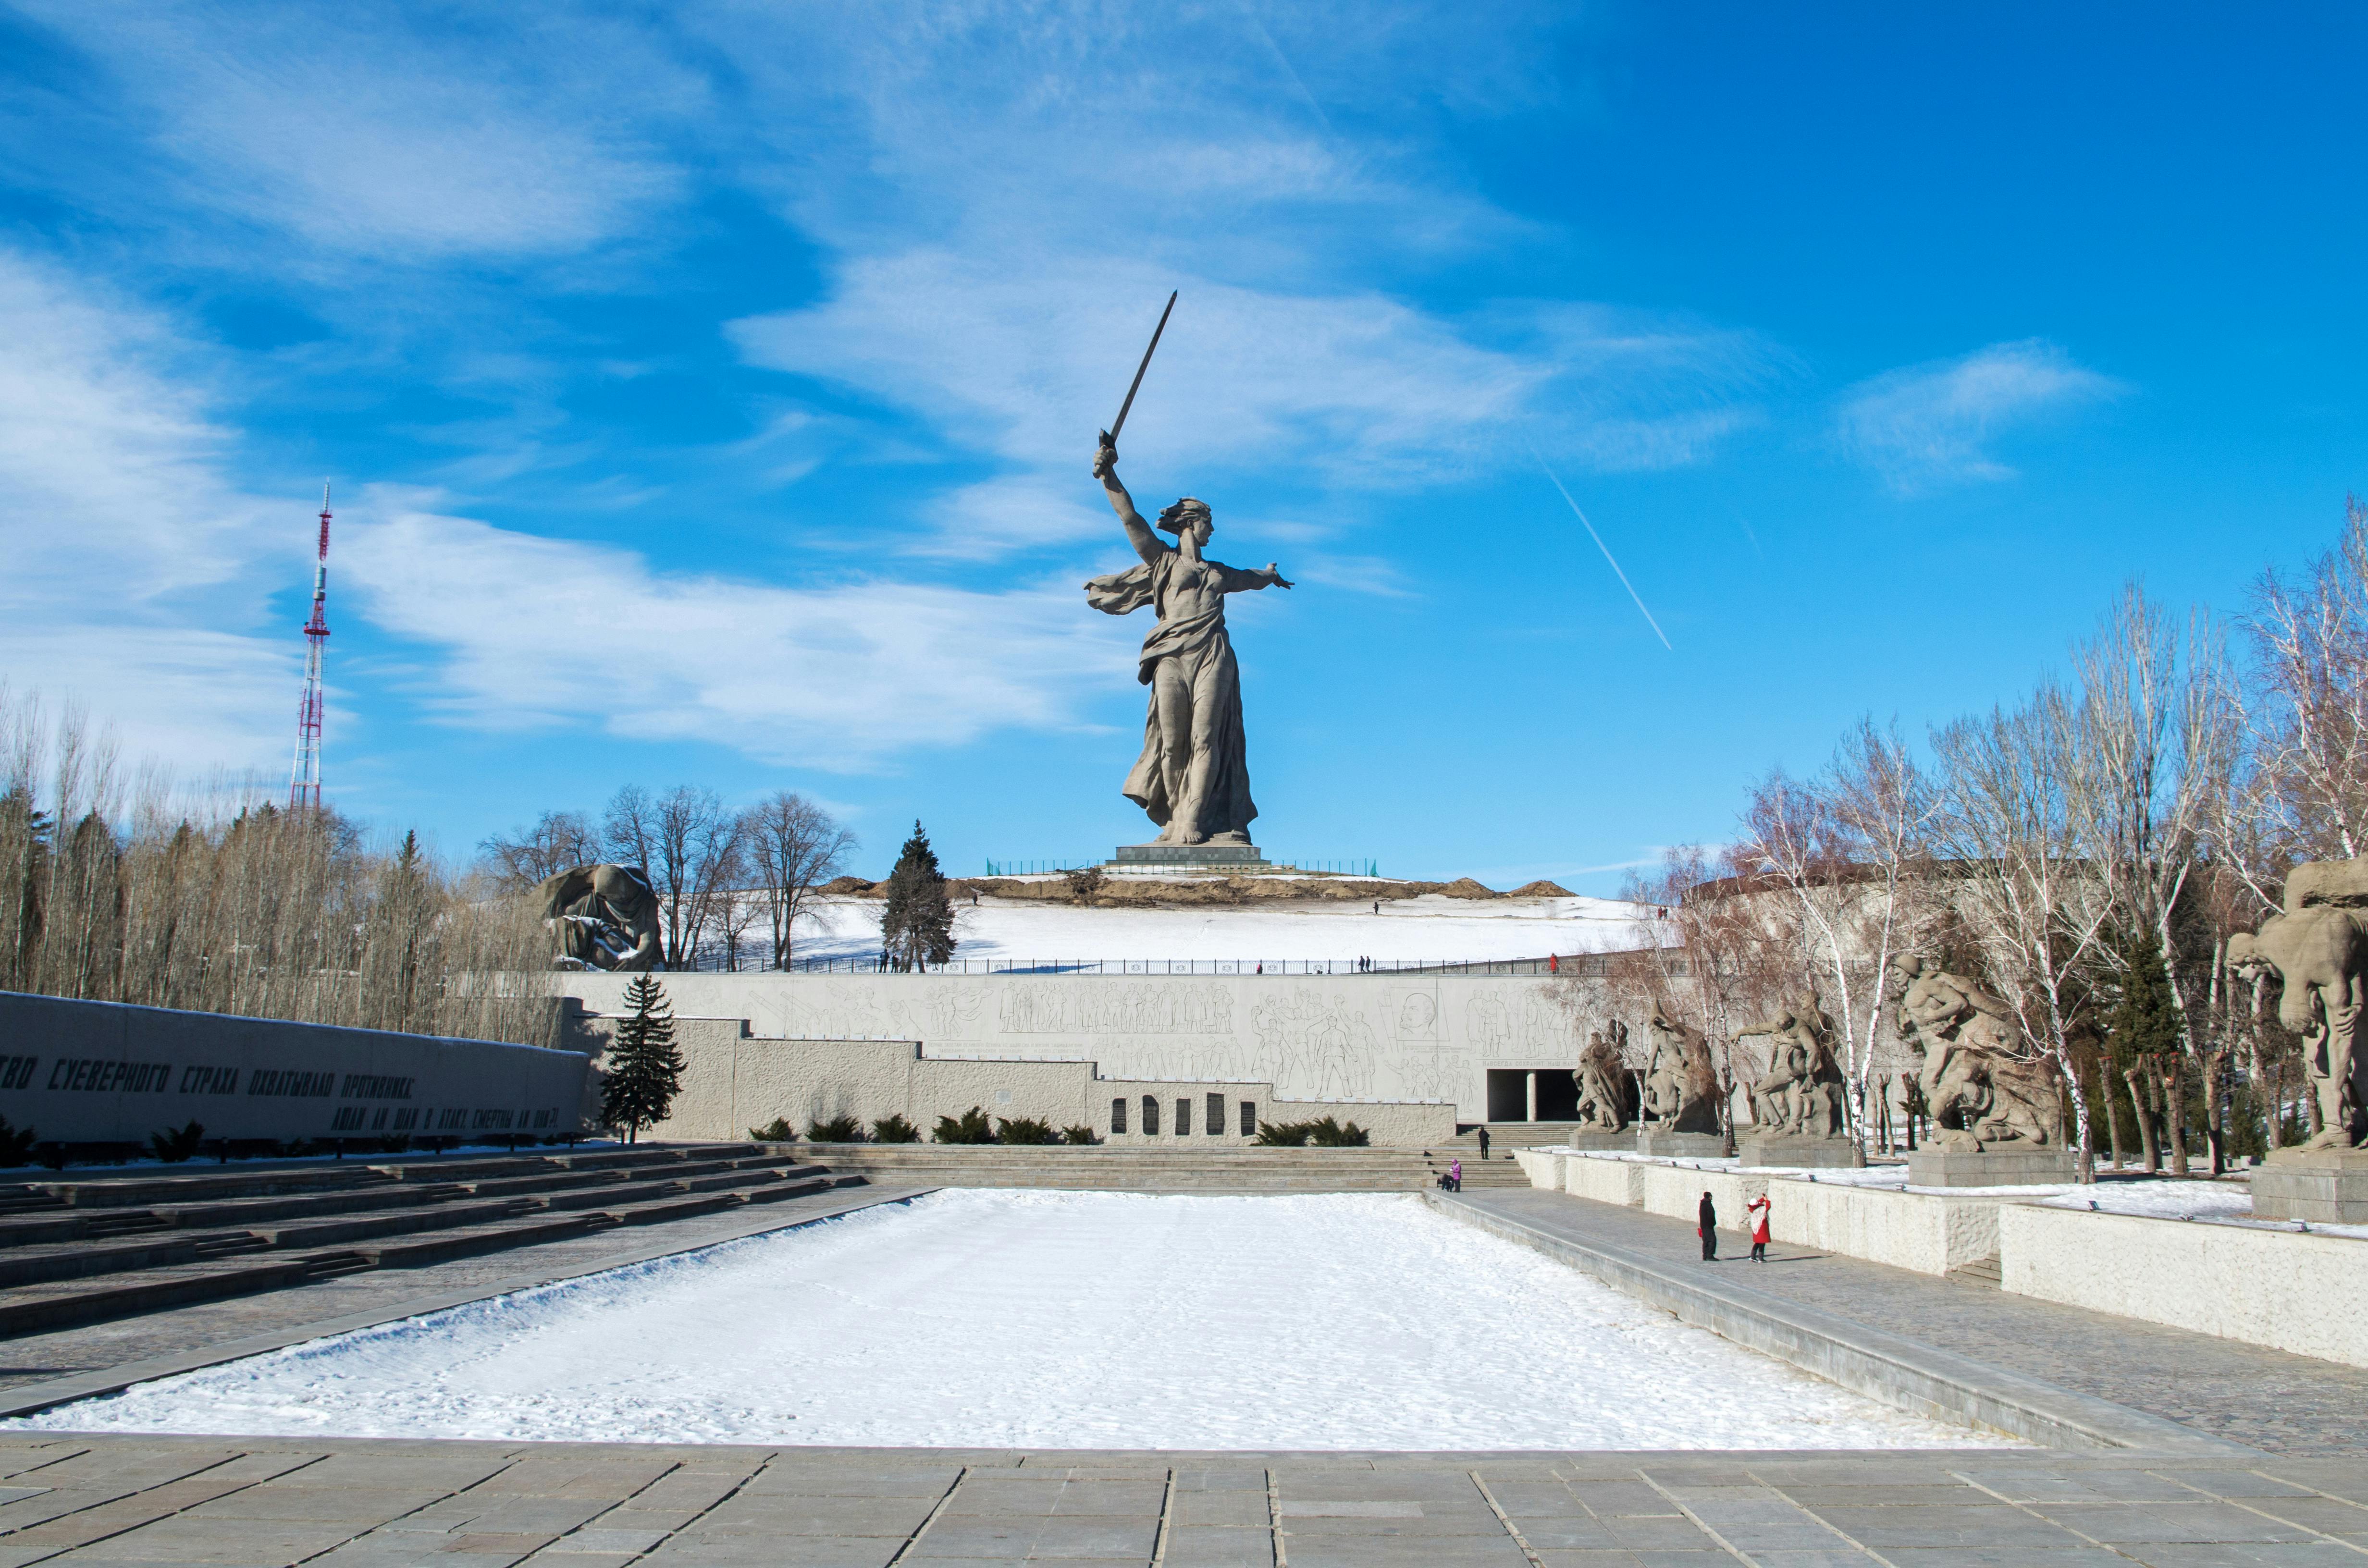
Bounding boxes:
[338,500,1138,768]
[1836,339,2121,492]
[733,252,1774,553]
[13,1,697,258]
[0,249,293,770]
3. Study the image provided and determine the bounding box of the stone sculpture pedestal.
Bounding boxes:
[1110,844,1267,869]
[1906,1148,2077,1188]
[1737,1135,1865,1170]
[2253,1149,2368,1224]
[1563,1130,1633,1151]
[1636,1129,1727,1158]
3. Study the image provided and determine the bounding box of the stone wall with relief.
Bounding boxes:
[553,970,1620,1124]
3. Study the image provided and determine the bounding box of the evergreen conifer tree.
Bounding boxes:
[602,974,684,1142]
[879,819,956,971]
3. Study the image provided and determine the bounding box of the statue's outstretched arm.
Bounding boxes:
[1093,438,1164,566]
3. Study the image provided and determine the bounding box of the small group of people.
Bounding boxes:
[1696,1189,1773,1263]
[1440,1157,1462,1191]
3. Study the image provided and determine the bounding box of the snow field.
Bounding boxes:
[797,893,1647,964]
[14,1191,2009,1450]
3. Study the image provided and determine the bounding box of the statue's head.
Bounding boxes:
[1157,497,1212,545]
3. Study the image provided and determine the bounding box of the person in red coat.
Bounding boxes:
[1748,1193,1772,1262]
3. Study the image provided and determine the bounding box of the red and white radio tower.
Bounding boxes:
[288,481,333,812]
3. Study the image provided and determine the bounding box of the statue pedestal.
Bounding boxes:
[1737,1135,1865,1170]
[1110,844,1268,869]
[1906,1148,2076,1188]
[2253,1149,2368,1224]
[1563,1130,1632,1151]
[1636,1129,1727,1158]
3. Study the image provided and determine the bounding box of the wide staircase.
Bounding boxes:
[0,1144,867,1335]
[1440,1123,1583,1188]
[797,1141,1532,1193]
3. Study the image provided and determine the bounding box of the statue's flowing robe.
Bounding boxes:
[1084,549,1260,837]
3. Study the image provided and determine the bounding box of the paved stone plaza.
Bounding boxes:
[0,1179,2358,1564]
[0,1435,2365,1566]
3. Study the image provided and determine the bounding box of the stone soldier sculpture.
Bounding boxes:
[1575,1022,1635,1134]
[1640,1002,1721,1134]
[1889,955,2063,1149]
[1087,435,1291,846]
[1735,996,1848,1139]
[2228,857,2368,1150]
[536,863,664,972]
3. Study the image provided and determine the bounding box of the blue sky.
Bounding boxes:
[1,3,2360,888]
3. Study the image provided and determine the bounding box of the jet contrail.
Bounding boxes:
[1530,447,1672,651]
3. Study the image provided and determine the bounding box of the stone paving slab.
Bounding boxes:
[1453,1186,2368,1455]
[0,1439,2351,1566]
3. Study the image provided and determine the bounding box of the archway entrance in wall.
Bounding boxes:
[1485,1068,1578,1123]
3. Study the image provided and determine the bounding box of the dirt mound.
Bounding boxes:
[817,875,877,895]
[1506,879,1574,898]
[1434,877,1498,899]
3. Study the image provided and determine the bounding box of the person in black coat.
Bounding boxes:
[1698,1191,1718,1261]
[1477,1128,1491,1161]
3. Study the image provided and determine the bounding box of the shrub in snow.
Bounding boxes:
[994,1116,1063,1145]
[748,1118,797,1143]
[1255,1116,1370,1148]
[934,1106,996,1144]
[1062,1125,1102,1145]
[873,1115,920,1143]
[808,1115,867,1143]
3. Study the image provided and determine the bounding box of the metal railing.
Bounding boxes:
[980,858,1381,878]
[760,955,1640,977]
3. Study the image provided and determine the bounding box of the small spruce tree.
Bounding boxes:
[879,819,956,971]
[602,974,685,1143]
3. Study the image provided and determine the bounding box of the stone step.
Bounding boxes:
[245,1198,543,1251]
[351,1213,616,1269]
[28,1165,397,1209]
[1947,1255,2004,1289]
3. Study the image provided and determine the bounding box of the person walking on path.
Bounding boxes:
[1477,1128,1491,1161]
[1698,1191,1718,1261]
[1748,1193,1771,1262]
[1448,1158,1463,1192]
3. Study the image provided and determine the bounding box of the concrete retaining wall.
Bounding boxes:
[2000,1204,2368,1370]
[586,1013,1456,1146]
[1512,1149,1560,1188]
[1638,1163,1765,1227]
[1563,1156,1646,1206]
[551,968,1616,1123]
[0,991,594,1145]
[1770,1180,2003,1275]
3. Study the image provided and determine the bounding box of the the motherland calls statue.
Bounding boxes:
[1575,1022,1635,1133]
[1087,435,1291,846]
[1890,955,2063,1150]
[1639,1002,1721,1134]
[2228,858,2368,1150]
[1736,995,1848,1139]
[537,863,663,972]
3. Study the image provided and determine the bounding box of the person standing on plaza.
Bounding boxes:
[1698,1191,1718,1261]
[1449,1157,1463,1192]
[1748,1193,1771,1262]
[1478,1127,1491,1161]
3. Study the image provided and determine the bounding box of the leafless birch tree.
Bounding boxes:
[742,792,856,969]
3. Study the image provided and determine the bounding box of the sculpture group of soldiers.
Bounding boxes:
[1570,956,2068,1150]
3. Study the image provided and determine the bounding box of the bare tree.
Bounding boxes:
[1735,718,1935,1143]
[602,785,658,876]
[478,810,602,889]
[649,785,744,969]
[2244,498,2368,865]
[1930,689,2119,1181]
[741,792,856,970]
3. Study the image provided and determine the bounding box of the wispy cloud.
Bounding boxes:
[0,247,292,767]
[338,499,1137,768]
[1835,339,2121,492]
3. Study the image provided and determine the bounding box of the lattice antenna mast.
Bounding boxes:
[288,481,332,812]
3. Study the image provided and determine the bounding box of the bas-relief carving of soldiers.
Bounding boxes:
[1639,1002,1721,1134]
[2228,857,2368,1151]
[1575,1021,1635,1133]
[1889,955,2065,1151]
[536,864,663,972]
[1735,996,1848,1139]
